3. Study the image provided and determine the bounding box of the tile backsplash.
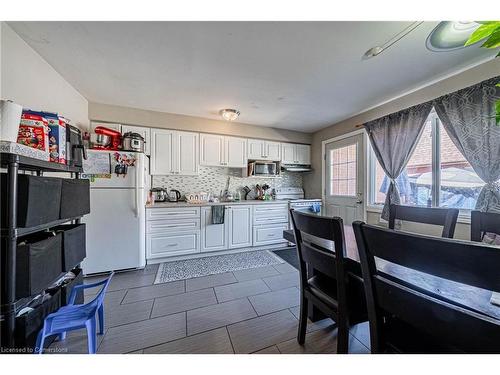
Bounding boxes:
[152,166,303,199]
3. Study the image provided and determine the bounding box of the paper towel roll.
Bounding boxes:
[1,100,23,142]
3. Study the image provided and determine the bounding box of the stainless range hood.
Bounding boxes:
[281,164,312,172]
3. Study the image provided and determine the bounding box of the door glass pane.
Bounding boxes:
[439,122,482,209]
[329,144,357,196]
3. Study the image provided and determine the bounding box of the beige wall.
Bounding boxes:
[1,23,89,130]
[305,58,500,199]
[89,102,312,144]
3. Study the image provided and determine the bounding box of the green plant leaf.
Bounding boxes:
[496,100,500,125]
[481,29,500,48]
[465,22,500,46]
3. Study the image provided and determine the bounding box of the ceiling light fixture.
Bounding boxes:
[363,21,424,59]
[220,108,240,121]
[426,21,481,51]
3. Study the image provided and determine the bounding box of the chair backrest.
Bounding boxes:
[88,272,114,308]
[470,210,500,242]
[353,221,500,353]
[290,209,347,302]
[388,204,459,238]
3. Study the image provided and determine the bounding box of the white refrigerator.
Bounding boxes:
[81,150,149,275]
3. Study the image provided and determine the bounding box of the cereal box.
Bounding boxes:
[17,110,50,158]
[43,111,67,164]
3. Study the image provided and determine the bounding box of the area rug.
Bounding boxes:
[272,247,299,270]
[154,249,286,284]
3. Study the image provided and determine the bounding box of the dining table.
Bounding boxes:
[282,225,500,325]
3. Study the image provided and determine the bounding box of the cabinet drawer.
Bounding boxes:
[253,204,289,225]
[147,207,200,221]
[147,232,200,258]
[147,218,200,234]
[253,224,289,246]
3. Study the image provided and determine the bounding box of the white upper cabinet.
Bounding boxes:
[247,139,281,161]
[121,124,151,155]
[150,129,174,175]
[225,136,247,168]
[247,139,264,160]
[200,134,224,167]
[281,143,296,164]
[150,129,198,175]
[176,131,199,175]
[280,143,311,164]
[200,134,247,168]
[265,141,281,161]
[296,144,311,164]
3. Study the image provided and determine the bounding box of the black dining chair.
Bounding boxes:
[470,210,500,242]
[388,204,459,238]
[290,209,350,353]
[353,221,500,353]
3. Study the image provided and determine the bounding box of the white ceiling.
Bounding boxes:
[8,21,495,132]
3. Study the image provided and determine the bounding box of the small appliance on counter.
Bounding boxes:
[168,189,181,202]
[91,126,122,150]
[122,132,145,152]
[150,187,168,202]
[66,124,87,168]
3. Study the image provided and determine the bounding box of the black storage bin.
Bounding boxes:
[52,224,86,271]
[15,289,61,350]
[60,179,90,220]
[60,267,84,305]
[16,233,63,299]
[1,174,62,228]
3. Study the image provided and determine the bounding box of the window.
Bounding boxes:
[369,110,484,211]
[329,143,357,196]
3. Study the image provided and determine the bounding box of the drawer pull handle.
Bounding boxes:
[267,234,276,237]
[164,243,178,247]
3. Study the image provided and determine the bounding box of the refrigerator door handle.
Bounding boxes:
[134,163,139,218]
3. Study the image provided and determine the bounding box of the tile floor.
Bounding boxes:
[47,261,370,354]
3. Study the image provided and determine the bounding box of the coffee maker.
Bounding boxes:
[66,124,86,168]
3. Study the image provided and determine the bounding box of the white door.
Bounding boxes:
[281,143,296,164]
[227,205,252,249]
[150,129,174,175]
[200,207,228,252]
[121,125,151,155]
[296,144,311,164]
[324,133,365,225]
[176,131,199,175]
[200,134,224,167]
[82,188,143,274]
[265,141,281,161]
[247,139,264,160]
[225,136,247,168]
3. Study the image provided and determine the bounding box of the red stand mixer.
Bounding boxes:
[92,126,122,150]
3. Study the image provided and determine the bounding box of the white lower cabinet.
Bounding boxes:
[147,232,200,259]
[146,207,201,259]
[253,223,289,246]
[227,205,252,249]
[146,202,289,260]
[201,207,228,252]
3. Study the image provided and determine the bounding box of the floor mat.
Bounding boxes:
[272,247,299,270]
[154,249,286,284]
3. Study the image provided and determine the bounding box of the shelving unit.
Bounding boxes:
[0,151,84,350]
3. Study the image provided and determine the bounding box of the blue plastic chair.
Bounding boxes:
[34,272,114,354]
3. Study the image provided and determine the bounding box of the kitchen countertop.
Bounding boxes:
[147,200,289,208]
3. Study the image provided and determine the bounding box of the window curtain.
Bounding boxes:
[434,76,500,213]
[364,102,433,220]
